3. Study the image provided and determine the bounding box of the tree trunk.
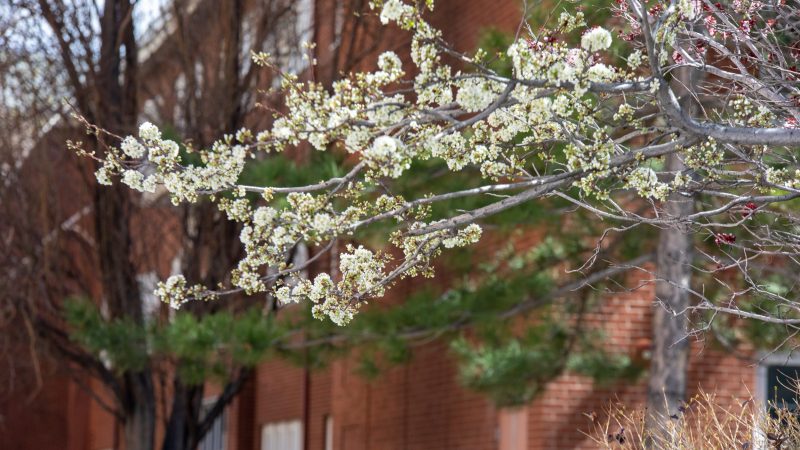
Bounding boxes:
[646,159,692,434]
[645,26,701,439]
[162,380,203,450]
[96,2,158,449]
[123,372,156,450]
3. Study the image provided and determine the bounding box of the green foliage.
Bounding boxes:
[475,28,515,77]
[565,344,642,384]
[732,296,799,351]
[286,229,644,406]
[451,321,640,407]
[64,298,285,384]
[65,298,150,371]
[451,324,569,407]
[238,151,346,193]
[160,125,200,166]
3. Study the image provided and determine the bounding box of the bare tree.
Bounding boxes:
[0,1,377,449]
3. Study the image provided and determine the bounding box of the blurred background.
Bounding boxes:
[0,1,796,449]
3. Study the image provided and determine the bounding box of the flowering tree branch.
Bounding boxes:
[77,0,800,327]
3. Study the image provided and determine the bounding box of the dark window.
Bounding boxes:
[766,365,800,413]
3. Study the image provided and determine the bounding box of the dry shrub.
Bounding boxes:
[587,390,800,449]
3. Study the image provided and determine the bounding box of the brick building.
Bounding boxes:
[1,1,794,449]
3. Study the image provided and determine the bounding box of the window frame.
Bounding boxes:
[498,406,528,450]
[323,415,334,450]
[260,419,304,450]
[754,352,800,448]
[756,351,800,409]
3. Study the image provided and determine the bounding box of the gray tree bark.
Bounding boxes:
[645,151,693,436]
[645,57,698,440]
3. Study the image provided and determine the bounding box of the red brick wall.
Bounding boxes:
[0,375,79,450]
[327,342,497,450]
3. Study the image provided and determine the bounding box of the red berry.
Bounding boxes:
[714,233,736,245]
[742,202,758,218]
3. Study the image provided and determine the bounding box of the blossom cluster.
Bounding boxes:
[581,27,613,52]
[86,2,636,323]
[95,122,248,204]
[80,0,797,325]
[624,167,670,201]
[154,275,207,309]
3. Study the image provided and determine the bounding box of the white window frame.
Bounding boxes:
[753,351,800,449]
[756,351,800,407]
[498,407,528,450]
[260,420,303,450]
[324,415,334,450]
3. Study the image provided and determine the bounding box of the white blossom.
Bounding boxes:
[581,27,612,52]
[380,0,410,24]
[339,246,384,294]
[312,213,335,234]
[268,119,294,142]
[253,206,277,227]
[154,274,202,309]
[121,169,145,190]
[442,224,483,248]
[138,122,161,141]
[95,167,113,185]
[121,136,146,159]
[364,135,408,177]
[586,63,615,83]
[308,273,333,302]
[625,167,670,201]
[275,286,292,304]
[678,0,698,19]
[377,51,403,77]
[456,77,499,112]
[627,49,644,69]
